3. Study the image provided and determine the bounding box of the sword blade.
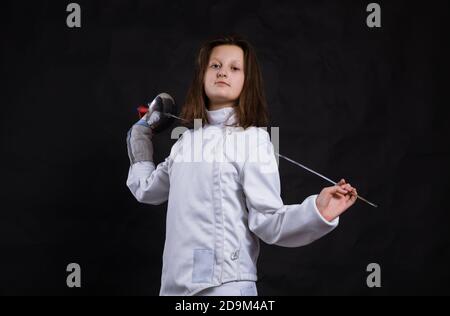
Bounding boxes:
[275,153,378,208]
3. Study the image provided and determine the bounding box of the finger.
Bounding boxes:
[330,186,348,196]
[342,183,355,193]
[330,184,347,192]
[339,184,350,193]
[338,186,349,194]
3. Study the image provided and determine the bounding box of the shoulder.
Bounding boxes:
[241,126,278,174]
[168,128,191,156]
[242,126,271,146]
[238,126,274,161]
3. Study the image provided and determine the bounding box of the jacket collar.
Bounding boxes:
[206,106,238,127]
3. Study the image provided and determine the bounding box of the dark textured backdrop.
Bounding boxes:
[2,0,449,295]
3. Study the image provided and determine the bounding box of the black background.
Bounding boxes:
[2,0,449,295]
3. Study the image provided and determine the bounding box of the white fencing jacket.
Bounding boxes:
[126,106,339,296]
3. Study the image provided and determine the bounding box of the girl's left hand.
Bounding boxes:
[315,179,358,222]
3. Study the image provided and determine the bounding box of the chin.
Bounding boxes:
[210,92,232,101]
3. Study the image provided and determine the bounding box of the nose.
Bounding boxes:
[217,69,227,78]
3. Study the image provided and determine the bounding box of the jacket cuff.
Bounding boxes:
[131,161,156,174]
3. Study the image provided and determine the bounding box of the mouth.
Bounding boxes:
[215,81,230,86]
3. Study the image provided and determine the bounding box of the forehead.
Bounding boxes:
[209,45,244,63]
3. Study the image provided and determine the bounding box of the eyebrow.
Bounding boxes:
[210,57,242,64]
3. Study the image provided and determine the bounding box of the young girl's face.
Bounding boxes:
[203,45,245,109]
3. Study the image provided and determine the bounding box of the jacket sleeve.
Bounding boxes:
[241,131,339,247]
[126,159,170,205]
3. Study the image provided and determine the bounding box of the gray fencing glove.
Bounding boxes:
[126,110,161,165]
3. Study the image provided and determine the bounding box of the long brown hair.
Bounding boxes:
[179,34,269,129]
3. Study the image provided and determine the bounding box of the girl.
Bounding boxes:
[126,34,358,296]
